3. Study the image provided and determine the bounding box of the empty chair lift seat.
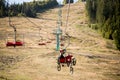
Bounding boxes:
[38,42,46,45]
[6,41,24,46]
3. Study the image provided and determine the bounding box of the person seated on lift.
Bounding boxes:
[59,49,66,58]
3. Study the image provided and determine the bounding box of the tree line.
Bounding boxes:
[0,0,74,17]
[63,0,74,4]
[86,0,120,50]
[0,0,58,17]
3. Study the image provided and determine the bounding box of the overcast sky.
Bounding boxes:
[8,0,78,4]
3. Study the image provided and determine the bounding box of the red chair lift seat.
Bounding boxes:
[38,42,46,45]
[6,41,24,46]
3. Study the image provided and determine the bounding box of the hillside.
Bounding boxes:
[0,2,120,80]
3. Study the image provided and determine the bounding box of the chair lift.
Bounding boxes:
[38,38,46,45]
[57,1,76,74]
[6,25,24,47]
[38,28,46,45]
[38,42,46,45]
[6,4,24,47]
[46,32,52,43]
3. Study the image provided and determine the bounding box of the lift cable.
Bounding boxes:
[64,0,71,34]
[62,0,71,49]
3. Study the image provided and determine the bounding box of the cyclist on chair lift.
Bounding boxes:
[59,49,66,59]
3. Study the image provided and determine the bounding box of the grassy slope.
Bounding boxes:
[0,2,120,80]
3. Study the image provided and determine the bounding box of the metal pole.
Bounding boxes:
[56,34,60,51]
[14,27,16,48]
[56,4,62,51]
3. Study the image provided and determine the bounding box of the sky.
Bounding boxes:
[8,0,78,4]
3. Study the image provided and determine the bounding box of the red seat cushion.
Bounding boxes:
[6,42,15,46]
[15,42,23,46]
